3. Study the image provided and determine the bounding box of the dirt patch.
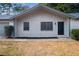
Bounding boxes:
[0,39,79,56]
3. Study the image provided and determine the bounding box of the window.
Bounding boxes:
[41,22,53,31]
[24,22,29,31]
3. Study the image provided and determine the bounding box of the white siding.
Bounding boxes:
[70,19,79,30]
[0,21,14,26]
[9,21,14,26]
[0,21,9,38]
[15,9,69,37]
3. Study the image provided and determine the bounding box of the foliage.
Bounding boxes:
[42,3,79,13]
[0,3,29,15]
[13,3,29,12]
[0,3,12,15]
[4,26,14,38]
[71,29,79,41]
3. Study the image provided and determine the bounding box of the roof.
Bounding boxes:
[10,4,74,19]
[0,4,76,20]
[0,15,13,20]
[68,13,79,19]
[0,12,21,20]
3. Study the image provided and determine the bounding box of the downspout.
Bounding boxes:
[69,17,71,38]
[13,18,15,38]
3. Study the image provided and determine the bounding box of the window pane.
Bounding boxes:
[41,22,53,31]
[24,22,29,30]
[46,22,53,30]
[41,22,45,30]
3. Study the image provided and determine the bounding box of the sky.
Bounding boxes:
[21,3,38,7]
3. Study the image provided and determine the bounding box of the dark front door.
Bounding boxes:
[58,22,64,35]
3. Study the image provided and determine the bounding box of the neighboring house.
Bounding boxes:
[68,13,79,30]
[0,4,79,38]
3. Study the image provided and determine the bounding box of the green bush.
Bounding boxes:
[4,26,14,38]
[71,29,79,41]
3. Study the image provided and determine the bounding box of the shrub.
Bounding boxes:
[71,29,79,41]
[4,26,14,38]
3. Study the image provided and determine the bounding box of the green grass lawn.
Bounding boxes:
[0,39,79,56]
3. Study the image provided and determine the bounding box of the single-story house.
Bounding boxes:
[0,4,79,38]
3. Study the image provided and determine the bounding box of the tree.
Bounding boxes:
[42,3,79,13]
[13,4,27,11]
[46,3,71,13]
[0,3,12,15]
[0,3,29,15]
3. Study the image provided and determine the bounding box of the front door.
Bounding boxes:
[58,22,64,35]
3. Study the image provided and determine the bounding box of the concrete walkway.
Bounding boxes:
[0,38,74,41]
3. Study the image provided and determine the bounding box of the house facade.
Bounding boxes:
[0,4,79,38]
